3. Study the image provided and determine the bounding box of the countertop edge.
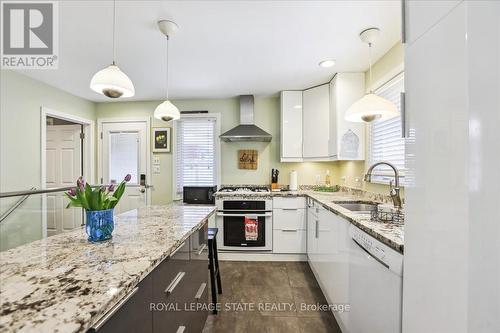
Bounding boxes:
[85,208,216,332]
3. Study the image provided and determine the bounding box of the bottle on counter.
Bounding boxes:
[325,170,331,187]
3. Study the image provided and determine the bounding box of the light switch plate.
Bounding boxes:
[153,156,160,165]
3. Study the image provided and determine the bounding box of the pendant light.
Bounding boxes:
[90,0,134,98]
[154,20,180,122]
[345,28,398,123]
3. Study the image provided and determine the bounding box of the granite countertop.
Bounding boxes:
[215,189,404,254]
[0,203,216,333]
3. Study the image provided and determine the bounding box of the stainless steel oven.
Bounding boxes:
[216,198,273,251]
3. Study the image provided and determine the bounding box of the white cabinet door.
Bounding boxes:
[327,213,351,332]
[273,207,306,254]
[306,202,319,267]
[273,230,307,254]
[273,209,306,230]
[405,0,461,45]
[330,73,366,160]
[280,91,303,161]
[302,84,330,159]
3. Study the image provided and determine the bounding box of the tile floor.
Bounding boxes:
[203,261,342,333]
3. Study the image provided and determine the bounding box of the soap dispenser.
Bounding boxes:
[325,170,331,187]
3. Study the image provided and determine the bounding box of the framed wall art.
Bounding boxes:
[152,128,171,153]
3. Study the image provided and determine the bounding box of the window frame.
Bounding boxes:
[367,72,405,185]
[172,113,221,200]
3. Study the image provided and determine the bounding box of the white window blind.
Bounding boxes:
[175,117,217,196]
[368,76,405,183]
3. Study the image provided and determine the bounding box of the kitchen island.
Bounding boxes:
[0,204,215,333]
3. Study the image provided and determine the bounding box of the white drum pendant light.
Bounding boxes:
[345,28,398,123]
[154,20,180,122]
[90,0,134,98]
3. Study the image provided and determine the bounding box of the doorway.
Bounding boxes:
[98,118,151,214]
[40,107,95,236]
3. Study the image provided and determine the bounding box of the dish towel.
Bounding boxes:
[244,216,258,241]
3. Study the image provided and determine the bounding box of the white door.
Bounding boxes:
[100,120,150,214]
[46,124,83,236]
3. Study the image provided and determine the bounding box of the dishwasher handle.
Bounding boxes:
[351,238,390,269]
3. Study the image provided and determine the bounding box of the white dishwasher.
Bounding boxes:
[348,224,403,333]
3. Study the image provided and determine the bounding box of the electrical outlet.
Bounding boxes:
[153,165,161,174]
[153,156,160,165]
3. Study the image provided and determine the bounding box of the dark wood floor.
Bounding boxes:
[203,261,342,333]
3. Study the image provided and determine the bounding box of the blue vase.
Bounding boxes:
[85,209,114,242]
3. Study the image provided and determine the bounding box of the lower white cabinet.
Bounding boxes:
[306,199,350,332]
[273,197,306,254]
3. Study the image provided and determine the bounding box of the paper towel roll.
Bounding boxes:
[289,170,298,191]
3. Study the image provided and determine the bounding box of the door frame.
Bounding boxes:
[40,107,95,237]
[40,107,95,188]
[97,117,152,206]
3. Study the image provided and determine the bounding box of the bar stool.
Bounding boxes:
[208,227,222,314]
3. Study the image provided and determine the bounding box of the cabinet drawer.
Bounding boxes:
[273,197,306,209]
[94,274,153,333]
[273,230,307,254]
[273,208,306,230]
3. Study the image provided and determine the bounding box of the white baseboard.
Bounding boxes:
[218,252,307,262]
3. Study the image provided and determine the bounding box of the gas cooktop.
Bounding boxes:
[218,186,270,193]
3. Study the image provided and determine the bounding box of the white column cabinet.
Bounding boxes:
[404,0,461,45]
[280,91,303,162]
[403,1,500,333]
[302,84,330,159]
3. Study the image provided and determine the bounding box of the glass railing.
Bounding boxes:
[0,187,86,252]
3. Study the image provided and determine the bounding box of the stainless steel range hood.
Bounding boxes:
[220,95,272,142]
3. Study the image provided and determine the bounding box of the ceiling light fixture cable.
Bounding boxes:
[112,0,116,65]
[89,0,135,98]
[154,20,180,122]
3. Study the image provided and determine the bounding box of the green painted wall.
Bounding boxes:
[96,97,339,205]
[0,70,96,250]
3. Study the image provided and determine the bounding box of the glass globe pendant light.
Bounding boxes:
[154,20,180,122]
[345,28,398,123]
[90,0,134,98]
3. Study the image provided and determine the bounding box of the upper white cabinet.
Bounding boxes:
[329,73,365,160]
[302,84,331,159]
[280,91,303,162]
[280,73,365,162]
[404,0,461,45]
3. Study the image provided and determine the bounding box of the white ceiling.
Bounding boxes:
[18,0,401,102]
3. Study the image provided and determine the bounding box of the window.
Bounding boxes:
[368,75,405,183]
[174,115,220,198]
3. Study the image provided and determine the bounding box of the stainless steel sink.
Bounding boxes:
[335,202,378,213]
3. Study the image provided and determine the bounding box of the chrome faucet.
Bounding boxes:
[364,161,402,209]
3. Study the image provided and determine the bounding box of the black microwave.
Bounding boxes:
[183,186,217,204]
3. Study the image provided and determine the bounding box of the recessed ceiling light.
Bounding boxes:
[319,60,335,68]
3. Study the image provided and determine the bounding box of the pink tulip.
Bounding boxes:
[124,174,132,182]
[108,184,115,192]
[68,188,76,196]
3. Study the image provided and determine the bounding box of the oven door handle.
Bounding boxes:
[216,213,272,217]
